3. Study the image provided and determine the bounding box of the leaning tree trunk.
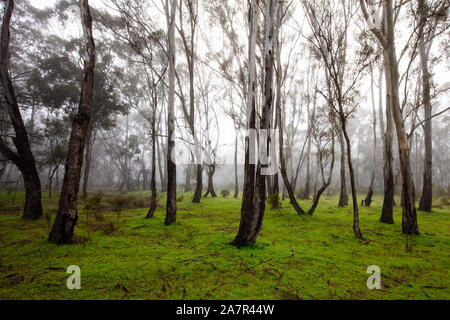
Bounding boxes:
[337,128,348,207]
[418,25,432,212]
[341,119,365,240]
[49,0,95,243]
[364,68,377,207]
[0,0,42,220]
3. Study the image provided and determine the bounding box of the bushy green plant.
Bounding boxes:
[220,189,230,198]
[176,195,184,202]
[109,196,129,222]
[84,192,103,213]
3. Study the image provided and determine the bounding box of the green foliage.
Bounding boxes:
[268,192,280,209]
[176,195,184,202]
[220,189,230,198]
[84,192,104,213]
[0,192,449,300]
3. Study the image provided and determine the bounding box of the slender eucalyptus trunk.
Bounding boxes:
[341,119,365,240]
[82,126,93,200]
[337,128,348,207]
[385,0,419,234]
[380,57,395,224]
[192,164,202,202]
[364,68,377,206]
[418,9,432,212]
[164,0,177,226]
[146,99,158,218]
[234,133,239,198]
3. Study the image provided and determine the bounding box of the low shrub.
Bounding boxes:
[220,189,230,198]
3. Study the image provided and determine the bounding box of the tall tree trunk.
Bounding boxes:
[341,120,365,240]
[275,0,303,215]
[232,0,266,248]
[418,5,432,212]
[49,0,95,243]
[337,128,348,207]
[380,58,395,224]
[146,104,157,218]
[385,0,419,234]
[364,68,377,206]
[0,0,42,220]
[164,0,177,226]
[233,133,239,198]
[82,126,93,200]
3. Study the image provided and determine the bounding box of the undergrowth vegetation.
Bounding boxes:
[0,191,448,299]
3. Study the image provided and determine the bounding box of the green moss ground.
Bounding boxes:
[0,191,448,300]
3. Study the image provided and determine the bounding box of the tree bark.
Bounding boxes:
[82,125,93,200]
[146,95,158,218]
[385,0,419,234]
[233,133,239,198]
[418,0,432,212]
[380,58,395,224]
[203,165,217,198]
[342,120,365,240]
[0,0,42,220]
[364,68,377,207]
[192,164,202,202]
[232,0,270,248]
[337,128,348,207]
[49,0,95,243]
[164,0,177,226]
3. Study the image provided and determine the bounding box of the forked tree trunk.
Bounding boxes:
[0,0,42,220]
[232,0,268,248]
[385,0,418,234]
[203,165,217,198]
[360,0,418,235]
[164,0,177,226]
[49,0,95,243]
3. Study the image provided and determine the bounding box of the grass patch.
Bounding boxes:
[0,191,448,299]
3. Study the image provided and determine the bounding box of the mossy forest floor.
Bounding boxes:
[0,191,449,300]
